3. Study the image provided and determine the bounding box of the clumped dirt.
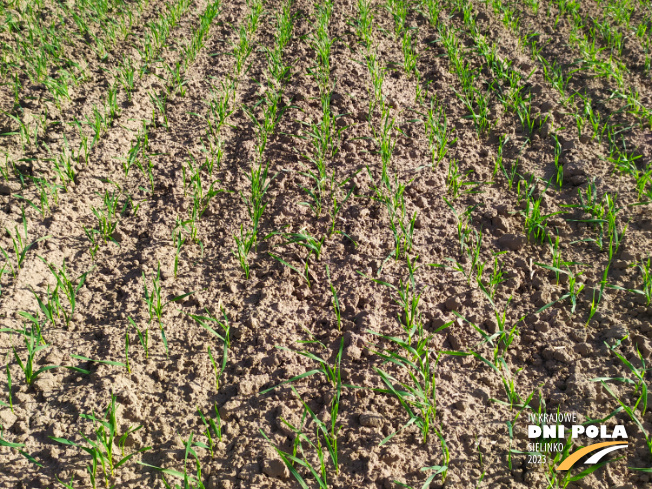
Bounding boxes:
[1,0,652,488]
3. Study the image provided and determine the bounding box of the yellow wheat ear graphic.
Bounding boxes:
[556,442,628,471]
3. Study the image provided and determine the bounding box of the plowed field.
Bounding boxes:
[1,0,652,488]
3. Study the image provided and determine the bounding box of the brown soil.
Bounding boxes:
[1,0,652,488]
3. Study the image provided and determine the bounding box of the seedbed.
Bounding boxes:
[1,0,652,488]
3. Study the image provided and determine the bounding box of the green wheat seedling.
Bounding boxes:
[366,52,386,108]
[505,391,537,470]
[233,157,273,276]
[1,110,32,150]
[13,310,46,346]
[295,339,342,465]
[369,331,443,444]
[12,324,87,385]
[185,155,225,218]
[298,173,326,217]
[260,338,346,394]
[308,0,334,93]
[207,345,225,392]
[454,312,500,358]
[367,166,417,260]
[296,92,349,218]
[197,404,223,454]
[14,177,59,220]
[299,98,343,167]
[471,231,489,282]
[231,24,254,80]
[261,406,331,489]
[90,32,109,62]
[547,235,566,285]
[536,265,585,315]
[30,284,61,329]
[135,0,193,70]
[172,229,186,279]
[495,149,519,190]
[86,107,106,147]
[441,198,477,257]
[105,85,121,123]
[38,257,92,328]
[467,88,493,137]
[356,0,374,49]
[199,137,224,175]
[446,159,481,199]
[468,351,529,410]
[414,72,427,105]
[138,433,206,488]
[515,98,537,139]
[0,152,12,182]
[76,127,91,166]
[627,258,652,305]
[358,256,427,339]
[129,316,149,359]
[91,190,125,244]
[233,225,255,279]
[562,183,618,250]
[519,180,564,243]
[278,229,325,260]
[205,80,237,138]
[394,464,449,489]
[185,305,230,387]
[433,224,485,288]
[402,29,418,76]
[149,91,169,130]
[594,339,648,416]
[268,250,313,287]
[3,209,49,276]
[243,161,274,240]
[422,96,456,167]
[83,226,101,261]
[181,1,221,69]
[552,133,563,187]
[387,0,408,37]
[585,214,628,323]
[296,108,342,216]
[466,300,523,363]
[124,330,131,373]
[609,142,644,188]
[122,126,149,178]
[374,105,397,177]
[475,435,486,487]
[245,0,264,34]
[327,172,356,237]
[0,261,6,295]
[634,165,652,202]
[594,343,652,464]
[117,56,136,100]
[52,137,77,192]
[244,94,281,159]
[483,253,508,299]
[142,263,195,355]
[0,425,41,467]
[261,339,344,484]
[51,394,150,489]
[270,0,294,75]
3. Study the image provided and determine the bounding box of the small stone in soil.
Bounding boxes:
[359,412,384,427]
